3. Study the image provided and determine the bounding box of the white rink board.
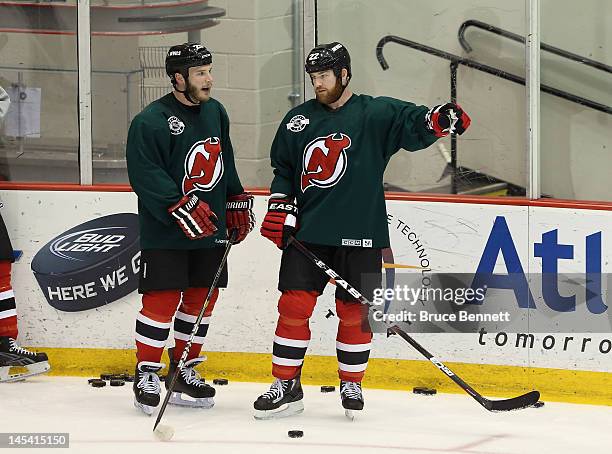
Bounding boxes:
[0,190,610,373]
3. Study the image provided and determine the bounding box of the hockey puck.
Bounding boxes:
[100,373,114,381]
[110,379,125,387]
[122,374,134,382]
[30,214,140,313]
[90,379,106,388]
[413,387,437,395]
[532,401,545,408]
[159,375,166,382]
[320,385,336,393]
[213,378,228,385]
[288,430,303,438]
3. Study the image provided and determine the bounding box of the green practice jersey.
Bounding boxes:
[127,93,244,250]
[270,94,438,248]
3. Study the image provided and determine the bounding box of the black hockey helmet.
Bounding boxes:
[305,42,351,81]
[165,42,212,86]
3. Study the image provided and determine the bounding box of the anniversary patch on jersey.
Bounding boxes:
[167,116,185,135]
[286,115,310,132]
[301,133,351,192]
[182,137,224,194]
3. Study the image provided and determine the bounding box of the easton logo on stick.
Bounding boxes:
[183,137,224,194]
[301,133,351,192]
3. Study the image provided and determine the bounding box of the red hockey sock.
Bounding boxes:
[135,290,181,363]
[0,260,17,339]
[336,298,372,382]
[173,287,218,362]
[272,290,318,380]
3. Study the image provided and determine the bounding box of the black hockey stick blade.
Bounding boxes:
[482,390,541,412]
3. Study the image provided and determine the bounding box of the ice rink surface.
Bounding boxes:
[2,377,611,454]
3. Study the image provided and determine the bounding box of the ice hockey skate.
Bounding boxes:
[166,355,215,409]
[253,375,304,420]
[340,380,364,420]
[133,361,164,415]
[0,337,50,383]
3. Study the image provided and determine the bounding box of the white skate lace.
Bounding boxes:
[261,378,287,400]
[341,381,362,400]
[180,366,207,388]
[137,371,161,394]
[9,338,35,357]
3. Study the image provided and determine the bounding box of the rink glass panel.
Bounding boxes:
[91,0,303,186]
[0,18,79,183]
[540,0,612,201]
[316,0,528,196]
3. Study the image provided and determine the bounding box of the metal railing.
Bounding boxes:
[458,19,612,75]
[375,35,612,193]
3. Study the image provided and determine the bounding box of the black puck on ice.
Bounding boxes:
[532,401,545,408]
[100,373,114,381]
[122,374,135,382]
[213,378,229,385]
[413,387,437,395]
[110,379,125,387]
[159,375,166,382]
[90,379,106,388]
[320,385,336,393]
[288,430,303,438]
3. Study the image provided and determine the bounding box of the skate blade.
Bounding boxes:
[254,400,304,420]
[133,398,156,416]
[169,392,214,409]
[0,361,51,383]
[345,409,355,421]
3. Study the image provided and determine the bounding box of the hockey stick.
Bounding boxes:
[288,236,540,412]
[153,229,237,432]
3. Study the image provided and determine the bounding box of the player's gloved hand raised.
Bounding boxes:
[425,102,471,138]
[260,196,297,249]
[168,194,217,240]
[226,192,255,243]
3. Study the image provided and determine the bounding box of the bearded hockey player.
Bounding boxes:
[126,43,254,415]
[254,42,471,419]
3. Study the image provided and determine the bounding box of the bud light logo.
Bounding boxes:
[49,228,128,261]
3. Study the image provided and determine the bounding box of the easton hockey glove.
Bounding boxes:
[168,194,217,240]
[260,196,297,249]
[226,192,255,243]
[425,102,471,137]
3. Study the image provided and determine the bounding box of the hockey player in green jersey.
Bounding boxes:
[126,42,254,415]
[254,42,471,419]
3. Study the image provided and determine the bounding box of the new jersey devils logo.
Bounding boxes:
[183,137,224,194]
[301,133,351,192]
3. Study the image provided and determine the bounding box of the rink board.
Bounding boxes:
[1,188,610,404]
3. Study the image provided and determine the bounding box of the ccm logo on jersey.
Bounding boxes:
[301,133,351,192]
[183,137,224,194]
[342,238,373,247]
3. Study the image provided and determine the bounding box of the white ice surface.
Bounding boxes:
[1,377,611,454]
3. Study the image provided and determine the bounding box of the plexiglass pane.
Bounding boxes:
[540,0,612,201]
[317,0,527,196]
[0,2,79,183]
